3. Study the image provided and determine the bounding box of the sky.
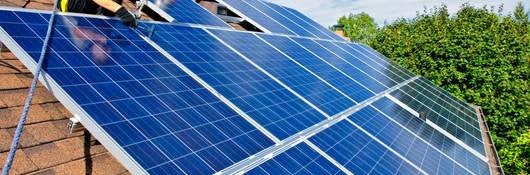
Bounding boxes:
[266,0,530,27]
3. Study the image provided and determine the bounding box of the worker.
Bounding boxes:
[58,0,138,28]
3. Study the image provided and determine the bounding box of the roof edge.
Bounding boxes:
[474,105,504,175]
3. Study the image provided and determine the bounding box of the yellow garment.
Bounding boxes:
[60,0,68,12]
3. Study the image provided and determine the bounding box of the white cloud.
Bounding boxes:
[267,0,529,27]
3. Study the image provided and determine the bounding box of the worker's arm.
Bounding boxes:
[92,0,121,13]
[92,0,138,28]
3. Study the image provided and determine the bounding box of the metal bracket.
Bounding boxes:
[67,115,83,134]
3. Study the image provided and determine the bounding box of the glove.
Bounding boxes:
[115,7,138,28]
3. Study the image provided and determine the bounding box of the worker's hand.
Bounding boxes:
[115,7,138,28]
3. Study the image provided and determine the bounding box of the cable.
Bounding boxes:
[1,0,61,174]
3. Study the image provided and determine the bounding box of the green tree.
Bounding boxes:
[499,131,530,174]
[336,12,378,44]
[347,3,529,174]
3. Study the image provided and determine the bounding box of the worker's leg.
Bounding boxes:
[97,0,123,16]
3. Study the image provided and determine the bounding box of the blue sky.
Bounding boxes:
[267,0,530,27]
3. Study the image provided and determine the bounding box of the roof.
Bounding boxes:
[0,47,129,174]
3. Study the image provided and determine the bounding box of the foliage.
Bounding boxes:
[338,3,530,174]
[336,12,378,43]
[499,131,530,174]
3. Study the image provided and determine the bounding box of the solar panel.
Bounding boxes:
[278,5,346,41]
[308,120,424,175]
[258,34,374,102]
[0,7,495,175]
[260,1,336,40]
[217,0,345,41]
[146,0,230,27]
[0,10,274,174]
[315,104,486,174]
[341,43,415,80]
[247,143,346,175]
[218,0,296,35]
[372,97,489,175]
[345,44,482,133]
[390,79,486,154]
[208,29,356,116]
[316,40,407,88]
[139,23,327,140]
[244,0,316,38]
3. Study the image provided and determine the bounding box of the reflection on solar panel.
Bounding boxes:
[0,7,496,175]
[146,0,230,27]
[0,10,274,174]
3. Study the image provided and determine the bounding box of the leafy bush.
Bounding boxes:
[338,3,530,174]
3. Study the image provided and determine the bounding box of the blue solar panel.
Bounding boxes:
[220,0,296,35]
[246,0,316,38]
[208,29,356,116]
[315,40,406,88]
[258,34,374,102]
[414,77,482,126]
[390,79,485,154]
[140,23,327,140]
[308,120,423,175]
[345,105,476,174]
[372,97,489,174]
[247,143,346,175]
[1,8,495,175]
[347,44,482,130]
[286,39,385,93]
[0,10,274,174]
[339,43,414,80]
[147,0,230,27]
[279,5,345,41]
[260,1,335,40]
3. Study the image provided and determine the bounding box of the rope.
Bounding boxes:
[1,0,60,174]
